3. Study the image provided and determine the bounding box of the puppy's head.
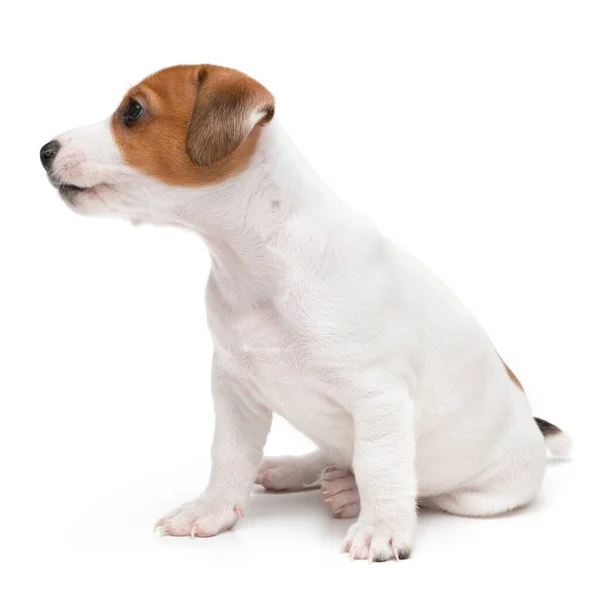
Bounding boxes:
[40,65,274,221]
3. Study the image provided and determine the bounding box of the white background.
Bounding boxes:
[1,1,598,597]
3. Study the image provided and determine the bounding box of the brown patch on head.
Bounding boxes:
[111,65,274,186]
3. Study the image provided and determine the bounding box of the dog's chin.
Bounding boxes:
[50,179,134,219]
[56,183,88,205]
[50,178,104,208]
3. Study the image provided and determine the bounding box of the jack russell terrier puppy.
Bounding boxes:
[41,64,570,561]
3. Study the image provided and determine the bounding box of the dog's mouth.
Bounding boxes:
[56,182,86,194]
[49,177,101,204]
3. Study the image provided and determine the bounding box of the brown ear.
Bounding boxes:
[186,65,275,167]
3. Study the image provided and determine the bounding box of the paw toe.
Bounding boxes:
[322,472,360,518]
[343,521,413,562]
[155,500,240,538]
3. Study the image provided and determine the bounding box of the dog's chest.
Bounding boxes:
[209,302,305,385]
[208,301,352,442]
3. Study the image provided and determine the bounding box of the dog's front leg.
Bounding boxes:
[156,359,272,537]
[343,385,417,561]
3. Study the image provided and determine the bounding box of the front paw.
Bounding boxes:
[155,498,244,538]
[342,515,415,562]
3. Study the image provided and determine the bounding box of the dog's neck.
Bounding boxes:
[165,119,339,306]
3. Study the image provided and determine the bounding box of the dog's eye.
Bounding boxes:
[122,100,143,126]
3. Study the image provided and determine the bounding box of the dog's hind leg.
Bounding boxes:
[256,450,333,491]
[425,432,547,517]
[424,486,537,516]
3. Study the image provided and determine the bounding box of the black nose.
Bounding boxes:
[40,140,60,170]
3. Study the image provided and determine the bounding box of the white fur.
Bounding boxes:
[47,116,561,561]
[544,432,572,460]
